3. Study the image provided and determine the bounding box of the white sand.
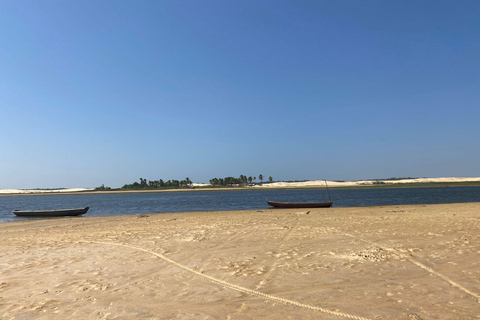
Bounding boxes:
[0,188,94,194]
[192,183,211,187]
[252,177,480,188]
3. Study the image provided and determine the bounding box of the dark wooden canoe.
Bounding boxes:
[267,201,333,208]
[13,207,89,217]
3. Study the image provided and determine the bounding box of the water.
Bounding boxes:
[1,186,479,223]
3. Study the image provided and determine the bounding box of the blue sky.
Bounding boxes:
[1,1,479,188]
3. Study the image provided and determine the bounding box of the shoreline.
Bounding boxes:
[2,201,480,224]
[2,201,480,225]
[1,202,479,319]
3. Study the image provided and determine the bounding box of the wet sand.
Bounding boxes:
[1,203,479,319]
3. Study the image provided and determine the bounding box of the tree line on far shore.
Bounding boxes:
[121,177,193,189]
[209,174,273,187]
[95,175,273,191]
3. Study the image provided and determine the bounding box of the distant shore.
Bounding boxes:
[1,177,480,196]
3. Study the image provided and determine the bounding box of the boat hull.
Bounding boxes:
[13,207,89,217]
[267,201,333,208]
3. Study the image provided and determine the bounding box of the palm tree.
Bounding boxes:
[269,176,273,183]
[259,174,263,184]
[241,175,248,186]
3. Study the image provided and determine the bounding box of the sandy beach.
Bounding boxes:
[1,203,479,319]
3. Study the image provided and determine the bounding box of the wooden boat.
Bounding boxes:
[267,200,333,208]
[267,179,333,208]
[12,207,89,217]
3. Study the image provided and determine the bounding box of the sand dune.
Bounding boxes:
[253,177,480,188]
[0,188,94,194]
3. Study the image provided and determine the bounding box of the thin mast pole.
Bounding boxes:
[324,179,332,202]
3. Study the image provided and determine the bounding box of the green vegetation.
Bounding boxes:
[209,174,271,187]
[95,174,273,191]
[121,177,193,189]
[94,184,112,191]
[95,177,194,191]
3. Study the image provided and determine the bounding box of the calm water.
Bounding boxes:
[1,186,479,223]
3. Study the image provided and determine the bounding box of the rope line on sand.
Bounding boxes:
[86,241,371,320]
[334,230,480,303]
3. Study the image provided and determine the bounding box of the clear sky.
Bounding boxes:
[1,1,479,189]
